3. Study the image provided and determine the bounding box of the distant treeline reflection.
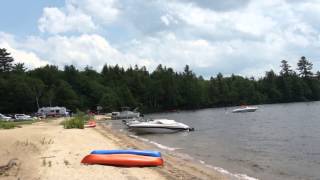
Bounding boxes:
[1,48,319,113]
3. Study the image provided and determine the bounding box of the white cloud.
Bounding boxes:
[1,32,154,72]
[22,34,153,71]
[122,32,291,77]
[3,0,320,77]
[0,32,49,69]
[67,0,119,24]
[166,1,279,38]
[38,0,119,34]
[39,6,96,34]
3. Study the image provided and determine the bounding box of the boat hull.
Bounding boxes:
[81,154,163,167]
[232,107,258,113]
[129,127,188,134]
[232,109,257,113]
[90,149,161,157]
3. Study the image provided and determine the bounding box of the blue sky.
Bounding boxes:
[0,1,63,36]
[0,0,320,78]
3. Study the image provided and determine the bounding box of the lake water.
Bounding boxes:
[110,102,320,180]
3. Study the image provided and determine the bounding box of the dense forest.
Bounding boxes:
[0,48,320,114]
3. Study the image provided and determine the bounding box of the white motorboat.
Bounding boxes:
[232,106,258,113]
[112,107,140,119]
[122,117,144,126]
[127,119,194,134]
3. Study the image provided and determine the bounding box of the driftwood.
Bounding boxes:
[0,159,19,174]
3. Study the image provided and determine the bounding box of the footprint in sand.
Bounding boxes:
[120,169,129,175]
[126,176,139,180]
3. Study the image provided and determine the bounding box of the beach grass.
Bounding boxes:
[61,111,92,129]
[0,121,16,129]
[0,120,35,129]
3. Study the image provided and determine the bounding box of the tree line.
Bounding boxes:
[0,48,319,114]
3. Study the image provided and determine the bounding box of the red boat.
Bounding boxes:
[81,154,163,167]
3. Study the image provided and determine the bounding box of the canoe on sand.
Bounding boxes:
[81,154,163,167]
[90,149,161,157]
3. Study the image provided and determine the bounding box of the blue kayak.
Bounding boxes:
[90,149,161,157]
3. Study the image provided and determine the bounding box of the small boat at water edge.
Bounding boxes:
[127,119,194,134]
[81,154,163,167]
[232,106,258,113]
[111,107,140,119]
[91,149,161,157]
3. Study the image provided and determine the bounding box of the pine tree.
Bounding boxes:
[297,56,313,78]
[316,71,320,80]
[12,63,27,73]
[0,48,14,72]
[280,60,292,76]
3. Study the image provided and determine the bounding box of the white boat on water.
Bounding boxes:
[127,119,194,134]
[112,107,140,119]
[232,106,258,113]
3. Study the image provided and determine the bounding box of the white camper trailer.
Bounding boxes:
[37,107,68,117]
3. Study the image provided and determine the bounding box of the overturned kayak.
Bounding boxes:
[90,149,161,157]
[81,154,163,167]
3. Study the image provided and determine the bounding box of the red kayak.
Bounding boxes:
[84,124,96,128]
[81,154,163,167]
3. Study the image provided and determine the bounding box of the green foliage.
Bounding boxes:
[0,121,16,129]
[0,47,320,114]
[12,63,27,73]
[0,120,35,129]
[297,56,313,78]
[62,118,84,129]
[61,111,89,129]
[280,60,293,76]
[54,80,79,110]
[0,48,14,73]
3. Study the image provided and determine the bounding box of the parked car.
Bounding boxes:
[14,114,33,121]
[0,113,12,121]
[35,112,46,119]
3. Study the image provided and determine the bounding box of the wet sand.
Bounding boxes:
[0,117,227,180]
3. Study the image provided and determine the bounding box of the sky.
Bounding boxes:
[1,0,320,78]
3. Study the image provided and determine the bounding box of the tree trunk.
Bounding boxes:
[36,96,40,109]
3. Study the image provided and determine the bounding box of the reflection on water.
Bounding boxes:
[111,102,320,180]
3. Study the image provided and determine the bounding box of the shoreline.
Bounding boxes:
[95,118,228,180]
[0,116,228,180]
[98,117,258,180]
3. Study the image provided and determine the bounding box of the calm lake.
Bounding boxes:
[111,102,320,180]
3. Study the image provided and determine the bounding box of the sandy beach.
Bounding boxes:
[0,117,227,180]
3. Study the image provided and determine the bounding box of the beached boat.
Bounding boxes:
[81,154,163,167]
[127,119,194,134]
[232,106,258,113]
[90,149,161,157]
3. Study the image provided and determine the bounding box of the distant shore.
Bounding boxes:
[0,116,227,180]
